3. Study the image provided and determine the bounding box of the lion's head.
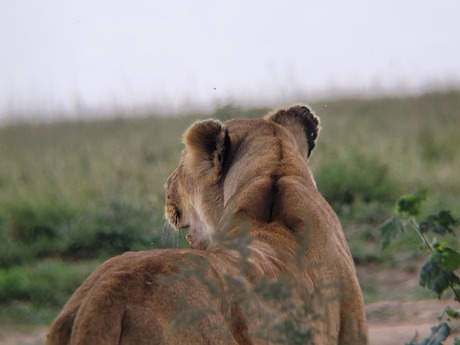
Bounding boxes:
[165,105,320,250]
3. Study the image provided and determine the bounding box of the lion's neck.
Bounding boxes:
[216,174,318,258]
[226,174,314,223]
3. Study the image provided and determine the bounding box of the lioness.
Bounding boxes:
[47,105,368,344]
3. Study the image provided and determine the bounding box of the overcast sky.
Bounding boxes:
[1,0,459,120]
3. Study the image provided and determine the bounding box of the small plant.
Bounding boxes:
[380,189,460,344]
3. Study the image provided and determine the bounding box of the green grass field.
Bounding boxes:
[0,90,459,326]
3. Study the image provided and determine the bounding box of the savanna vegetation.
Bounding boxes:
[0,90,459,334]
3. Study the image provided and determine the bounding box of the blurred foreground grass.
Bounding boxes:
[0,91,459,326]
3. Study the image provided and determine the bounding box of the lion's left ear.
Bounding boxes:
[183,119,230,179]
[265,105,320,159]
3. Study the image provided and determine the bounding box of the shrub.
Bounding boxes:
[0,199,182,267]
[315,153,399,208]
[380,189,460,345]
[5,202,74,244]
[0,260,99,308]
[0,202,76,268]
[63,201,175,259]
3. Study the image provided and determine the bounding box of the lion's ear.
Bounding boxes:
[265,105,320,159]
[183,119,230,179]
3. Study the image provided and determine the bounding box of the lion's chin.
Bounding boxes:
[185,232,209,250]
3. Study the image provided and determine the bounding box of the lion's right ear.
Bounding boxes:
[265,105,320,159]
[183,119,230,179]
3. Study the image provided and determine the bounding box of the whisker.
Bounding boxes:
[161,216,180,248]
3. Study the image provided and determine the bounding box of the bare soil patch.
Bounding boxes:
[0,327,47,345]
[367,299,458,345]
[1,263,457,345]
[2,300,457,345]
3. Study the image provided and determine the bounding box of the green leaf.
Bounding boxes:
[441,247,460,271]
[419,215,438,234]
[433,241,447,251]
[420,210,458,235]
[445,306,460,319]
[438,210,458,227]
[379,214,404,251]
[419,253,460,295]
[395,189,428,217]
[423,323,450,345]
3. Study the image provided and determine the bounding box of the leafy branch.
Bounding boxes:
[379,189,460,344]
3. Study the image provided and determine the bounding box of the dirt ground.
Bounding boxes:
[1,263,457,345]
[1,299,457,345]
[359,260,459,344]
[367,299,458,345]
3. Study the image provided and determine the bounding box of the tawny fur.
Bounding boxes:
[46,105,368,345]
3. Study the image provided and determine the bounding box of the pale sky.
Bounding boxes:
[1,0,459,121]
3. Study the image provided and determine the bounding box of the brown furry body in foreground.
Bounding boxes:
[46,105,368,344]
